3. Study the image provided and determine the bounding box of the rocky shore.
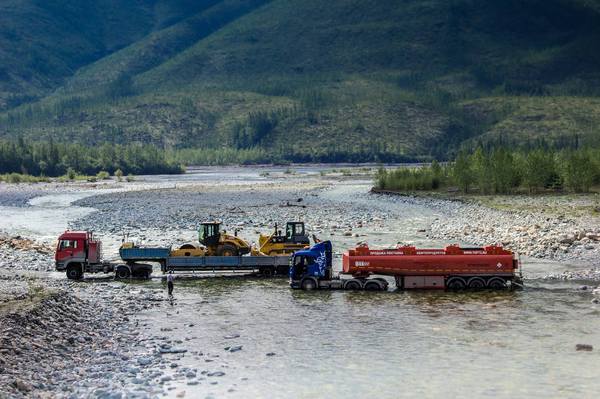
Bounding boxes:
[0,277,232,398]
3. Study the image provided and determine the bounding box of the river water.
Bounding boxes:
[1,166,598,398]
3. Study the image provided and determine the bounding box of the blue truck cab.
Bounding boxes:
[289,241,333,290]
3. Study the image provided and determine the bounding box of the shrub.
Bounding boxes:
[66,168,76,180]
[96,171,110,180]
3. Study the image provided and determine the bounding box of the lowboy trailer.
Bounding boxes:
[290,241,522,291]
[55,231,290,280]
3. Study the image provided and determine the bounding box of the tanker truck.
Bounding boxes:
[289,241,522,291]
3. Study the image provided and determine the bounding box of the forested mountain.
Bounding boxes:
[1,0,600,162]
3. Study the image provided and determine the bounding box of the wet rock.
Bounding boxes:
[159,347,187,354]
[137,357,153,366]
[225,345,243,353]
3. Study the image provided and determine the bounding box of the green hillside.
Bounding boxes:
[0,0,223,108]
[2,0,600,162]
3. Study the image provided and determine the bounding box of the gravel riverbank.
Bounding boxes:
[0,277,230,398]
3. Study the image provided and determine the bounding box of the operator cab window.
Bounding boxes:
[287,223,304,238]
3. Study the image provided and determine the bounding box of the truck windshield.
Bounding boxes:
[293,255,314,269]
[59,240,78,249]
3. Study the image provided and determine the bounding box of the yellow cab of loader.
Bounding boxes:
[199,221,251,256]
[258,222,310,256]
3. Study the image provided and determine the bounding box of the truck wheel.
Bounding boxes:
[116,267,131,279]
[446,277,466,291]
[487,277,507,290]
[300,278,318,291]
[344,280,362,290]
[218,244,239,256]
[260,267,274,277]
[364,280,384,291]
[467,277,486,290]
[66,265,82,280]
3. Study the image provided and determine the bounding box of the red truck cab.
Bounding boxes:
[55,231,102,274]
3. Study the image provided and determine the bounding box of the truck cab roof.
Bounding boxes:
[293,241,327,257]
[58,231,92,240]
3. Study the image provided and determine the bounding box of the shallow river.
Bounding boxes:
[2,166,599,398]
[137,169,599,398]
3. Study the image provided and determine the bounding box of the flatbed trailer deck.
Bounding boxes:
[165,255,290,275]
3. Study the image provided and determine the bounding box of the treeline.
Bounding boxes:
[376,147,600,194]
[169,144,420,166]
[0,139,183,176]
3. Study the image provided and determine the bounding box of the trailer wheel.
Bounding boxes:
[446,277,466,291]
[364,280,384,291]
[344,280,362,291]
[487,277,507,290]
[300,277,318,291]
[66,264,82,280]
[116,266,131,279]
[467,277,486,290]
[260,267,274,277]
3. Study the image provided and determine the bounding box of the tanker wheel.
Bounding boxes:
[487,278,507,290]
[218,244,239,256]
[301,278,318,291]
[446,277,466,291]
[344,280,362,291]
[364,281,383,291]
[467,277,486,290]
[116,267,131,279]
[66,265,82,280]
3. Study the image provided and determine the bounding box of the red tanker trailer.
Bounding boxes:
[290,241,522,291]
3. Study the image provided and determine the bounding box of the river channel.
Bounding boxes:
[1,166,598,398]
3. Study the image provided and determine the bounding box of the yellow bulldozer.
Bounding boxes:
[257,222,310,256]
[171,222,251,257]
[199,221,251,256]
